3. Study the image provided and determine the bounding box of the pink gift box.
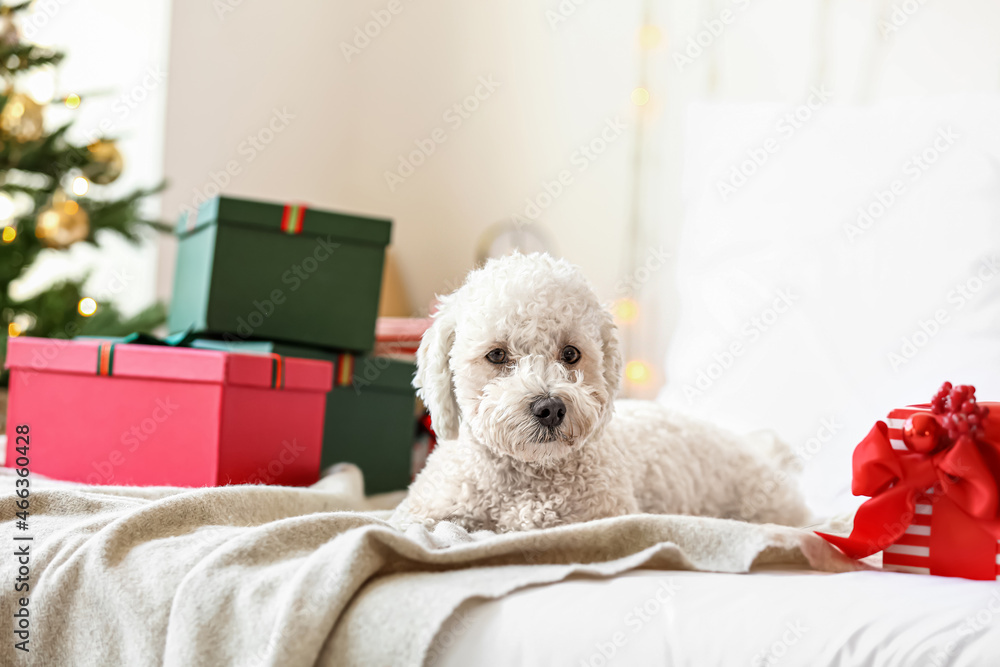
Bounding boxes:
[4,337,332,487]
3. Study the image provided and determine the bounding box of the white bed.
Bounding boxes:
[433,568,1000,666]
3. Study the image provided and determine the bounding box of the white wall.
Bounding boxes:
[15,0,171,315]
[637,0,1000,391]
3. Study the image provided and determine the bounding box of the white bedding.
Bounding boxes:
[431,568,1000,666]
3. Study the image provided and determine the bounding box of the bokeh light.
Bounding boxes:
[78,297,98,317]
[625,360,652,384]
[72,176,90,196]
[639,25,662,49]
[613,298,639,324]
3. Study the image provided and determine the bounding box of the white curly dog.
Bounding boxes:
[393,252,809,533]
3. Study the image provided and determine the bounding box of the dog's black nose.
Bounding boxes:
[532,396,566,428]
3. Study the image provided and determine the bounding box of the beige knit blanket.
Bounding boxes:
[0,466,863,666]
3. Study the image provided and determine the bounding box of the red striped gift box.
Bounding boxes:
[880,406,1000,580]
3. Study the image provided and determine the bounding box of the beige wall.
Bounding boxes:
[160,0,646,318]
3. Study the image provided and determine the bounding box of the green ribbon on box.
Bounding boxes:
[118,329,198,347]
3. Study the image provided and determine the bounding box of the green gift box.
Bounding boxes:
[191,339,417,494]
[169,196,391,352]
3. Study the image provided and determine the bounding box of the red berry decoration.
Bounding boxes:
[927,381,988,445]
[903,412,942,454]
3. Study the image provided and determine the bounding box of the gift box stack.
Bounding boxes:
[6,195,427,493]
[818,382,1000,581]
[373,316,437,471]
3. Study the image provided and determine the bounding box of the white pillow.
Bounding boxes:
[660,95,1000,517]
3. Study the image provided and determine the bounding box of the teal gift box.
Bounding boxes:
[169,196,391,352]
[192,339,417,494]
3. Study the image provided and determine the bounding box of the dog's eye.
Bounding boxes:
[560,345,581,364]
[485,348,508,364]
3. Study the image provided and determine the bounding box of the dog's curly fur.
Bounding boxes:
[393,253,810,533]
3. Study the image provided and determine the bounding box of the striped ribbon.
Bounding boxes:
[182,203,308,234]
[334,354,354,387]
[95,343,351,390]
[269,353,284,389]
[96,343,116,376]
[280,204,306,234]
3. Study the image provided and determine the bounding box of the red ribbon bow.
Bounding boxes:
[818,416,1000,560]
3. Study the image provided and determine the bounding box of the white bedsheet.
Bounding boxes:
[430,568,1000,666]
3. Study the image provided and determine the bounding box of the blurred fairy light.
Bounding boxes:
[72,176,90,196]
[625,360,651,384]
[22,67,56,104]
[613,298,639,324]
[8,322,20,337]
[2,226,15,243]
[77,297,97,317]
[621,2,657,396]
[639,25,662,49]
[630,87,650,106]
[65,93,81,109]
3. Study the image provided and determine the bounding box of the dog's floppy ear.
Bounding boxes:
[600,307,623,400]
[414,295,460,440]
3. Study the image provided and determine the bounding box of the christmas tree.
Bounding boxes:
[0,2,166,378]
